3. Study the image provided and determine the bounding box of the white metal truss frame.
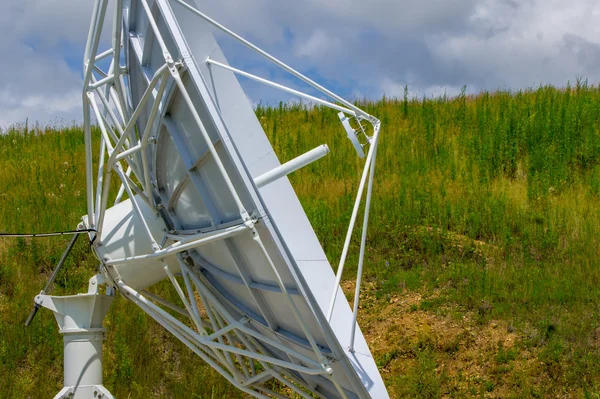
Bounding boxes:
[82,0,382,396]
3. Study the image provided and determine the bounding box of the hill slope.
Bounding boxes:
[2,82,600,397]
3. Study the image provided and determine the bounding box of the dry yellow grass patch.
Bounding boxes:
[339,278,563,398]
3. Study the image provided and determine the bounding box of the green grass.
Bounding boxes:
[3,80,600,396]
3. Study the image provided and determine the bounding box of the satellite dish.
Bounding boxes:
[30,0,387,397]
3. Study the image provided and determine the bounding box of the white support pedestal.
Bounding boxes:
[35,275,115,399]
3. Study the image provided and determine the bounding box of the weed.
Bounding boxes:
[5,83,600,396]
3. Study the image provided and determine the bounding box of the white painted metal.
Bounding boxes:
[338,112,368,158]
[170,0,374,122]
[36,275,114,399]
[79,0,389,397]
[254,144,330,189]
[327,124,380,320]
[350,138,378,352]
[207,58,356,116]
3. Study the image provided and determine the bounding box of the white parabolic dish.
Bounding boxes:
[82,0,388,397]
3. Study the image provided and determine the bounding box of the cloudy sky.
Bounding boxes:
[1,0,600,127]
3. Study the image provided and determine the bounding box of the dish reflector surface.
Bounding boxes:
[84,0,389,397]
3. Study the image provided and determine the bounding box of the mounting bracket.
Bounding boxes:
[35,275,114,399]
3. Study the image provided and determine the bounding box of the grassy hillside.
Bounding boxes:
[3,81,600,397]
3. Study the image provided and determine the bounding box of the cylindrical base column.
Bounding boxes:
[63,330,105,388]
[36,292,115,399]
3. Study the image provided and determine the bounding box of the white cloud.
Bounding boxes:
[424,0,600,90]
[295,30,343,59]
[2,0,600,127]
[193,0,600,105]
[380,77,464,100]
[0,0,113,127]
[0,35,83,126]
[10,0,102,46]
[306,0,477,36]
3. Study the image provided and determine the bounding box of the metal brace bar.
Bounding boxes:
[170,0,376,123]
[254,144,329,188]
[207,58,355,116]
[349,132,378,352]
[119,281,326,374]
[327,123,381,321]
[142,0,252,224]
[105,224,247,266]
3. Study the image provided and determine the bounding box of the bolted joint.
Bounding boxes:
[164,54,180,76]
[164,52,175,67]
[241,211,255,229]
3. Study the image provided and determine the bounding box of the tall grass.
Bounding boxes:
[2,81,600,396]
